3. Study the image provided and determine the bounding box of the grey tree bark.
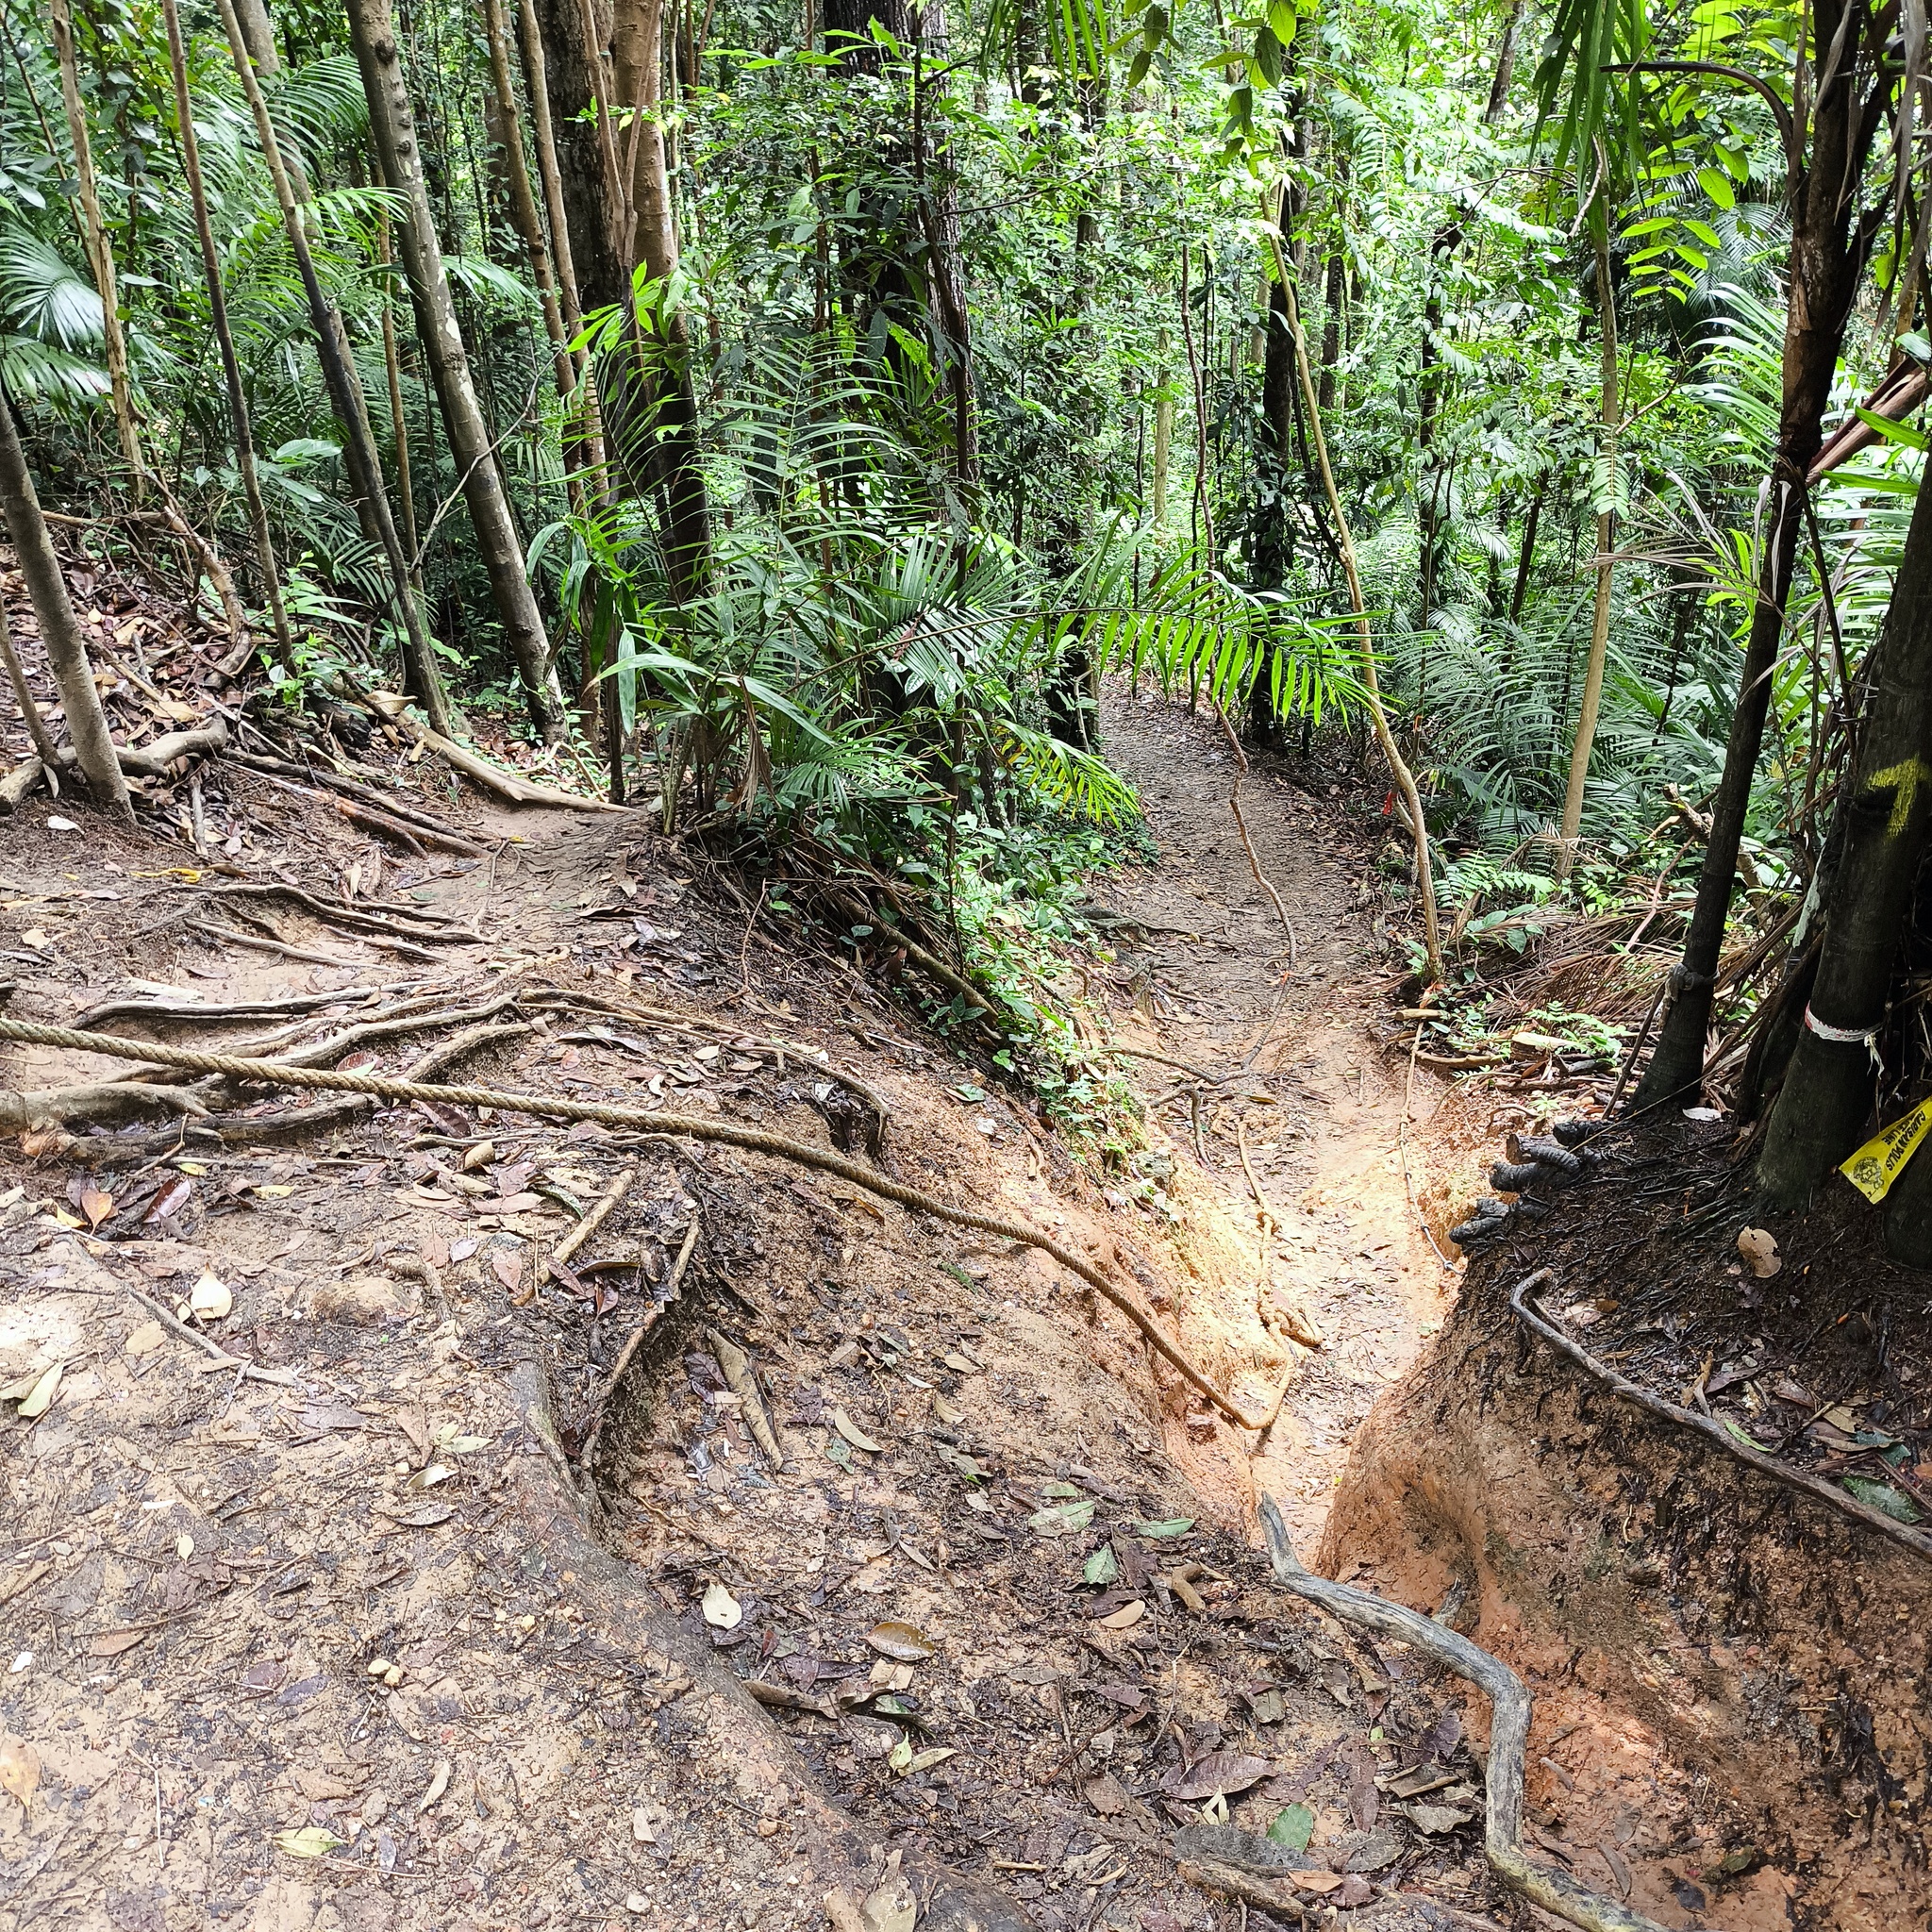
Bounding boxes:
[0,391,131,818]
[345,0,566,739]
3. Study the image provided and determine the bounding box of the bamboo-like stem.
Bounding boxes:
[214,0,454,734]
[1557,211,1620,879]
[0,589,61,769]
[1259,194,1443,981]
[160,0,291,667]
[49,0,141,485]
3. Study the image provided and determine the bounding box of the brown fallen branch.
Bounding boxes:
[708,1325,787,1469]
[1510,1271,1932,1563]
[581,1215,699,1487]
[1257,1495,1671,1932]
[0,1015,1269,1428]
[119,1276,303,1389]
[1,1081,211,1131]
[507,1361,1040,1931]
[0,757,46,810]
[551,1160,638,1269]
[361,689,625,813]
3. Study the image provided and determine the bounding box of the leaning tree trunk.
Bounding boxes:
[50,0,141,484]
[346,0,564,740]
[913,0,978,495]
[216,0,454,735]
[1756,467,1932,1210]
[0,389,131,818]
[1555,218,1619,880]
[610,0,712,600]
[1483,0,1524,125]
[1630,0,1891,1112]
[162,0,291,668]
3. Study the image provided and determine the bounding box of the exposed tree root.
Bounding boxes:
[580,1216,697,1490]
[0,1015,1272,1427]
[0,1081,211,1130]
[1258,1495,1671,1932]
[508,1358,1038,1932]
[361,689,626,812]
[0,757,45,810]
[85,1020,533,1161]
[199,880,475,944]
[1510,1270,1932,1562]
[227,751,491,854]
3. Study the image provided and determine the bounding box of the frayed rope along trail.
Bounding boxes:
[0,1016,1274,1429]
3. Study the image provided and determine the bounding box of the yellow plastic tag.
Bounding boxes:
[1839,1100,1932,1203]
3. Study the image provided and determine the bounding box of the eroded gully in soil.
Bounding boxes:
[1087,687,1460,1551]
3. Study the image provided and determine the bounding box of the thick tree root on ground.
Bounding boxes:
[361,689,626,812]
[0,1015,1272,1427]
[1257,1496,1672,1932]
[508,1361,1038,1932]
[0,1080,211,1130]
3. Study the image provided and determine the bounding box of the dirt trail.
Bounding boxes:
[0,768,1519,1932]
[1089,691,1458,1550]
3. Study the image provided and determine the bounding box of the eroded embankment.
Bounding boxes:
[1322,1136,1931,1932]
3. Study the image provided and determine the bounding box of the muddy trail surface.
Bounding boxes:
[0,693,1763,1932]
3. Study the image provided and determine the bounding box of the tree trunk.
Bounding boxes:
[514,0,613,499]
[1152,333,1173,526]
[1756,470,1932,1208]
[527,0,631,320]
[610,0,712,598]
[1631,0,1891,1112]
[482,0,575,401]
[50,0,141,483]
[913,0,978,494]
[1483,0,1524,125]
[347,0,562,740]
[216,0,454,735]
[1556,221,1619,880]
[0,390,131,817]
[229,0,278,74]
[1507,475,1543,623]
[162,0,291,667]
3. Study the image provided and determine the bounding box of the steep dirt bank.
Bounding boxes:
[0,750,1511,1932]
[1323,1123,1931,1932]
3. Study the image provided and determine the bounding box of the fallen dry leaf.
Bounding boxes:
[274,1825,344,1858]
[88,1629,147,1657]
[1171,1749,1273,1801]
[1737,1226,1781,1279]
[702,1581,742,1630]
[416,1758,451,1815]
[865,1621,937,1661]
[189,1272,233,1321]
[1097,1599,1146,1631]
[0,1736,40,1812]
[491,1248,523,1294]
[830,1407,883,1453]
[124,1321,167,1357]
[15,1363,62,1420]
[78,1185,113,1228]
